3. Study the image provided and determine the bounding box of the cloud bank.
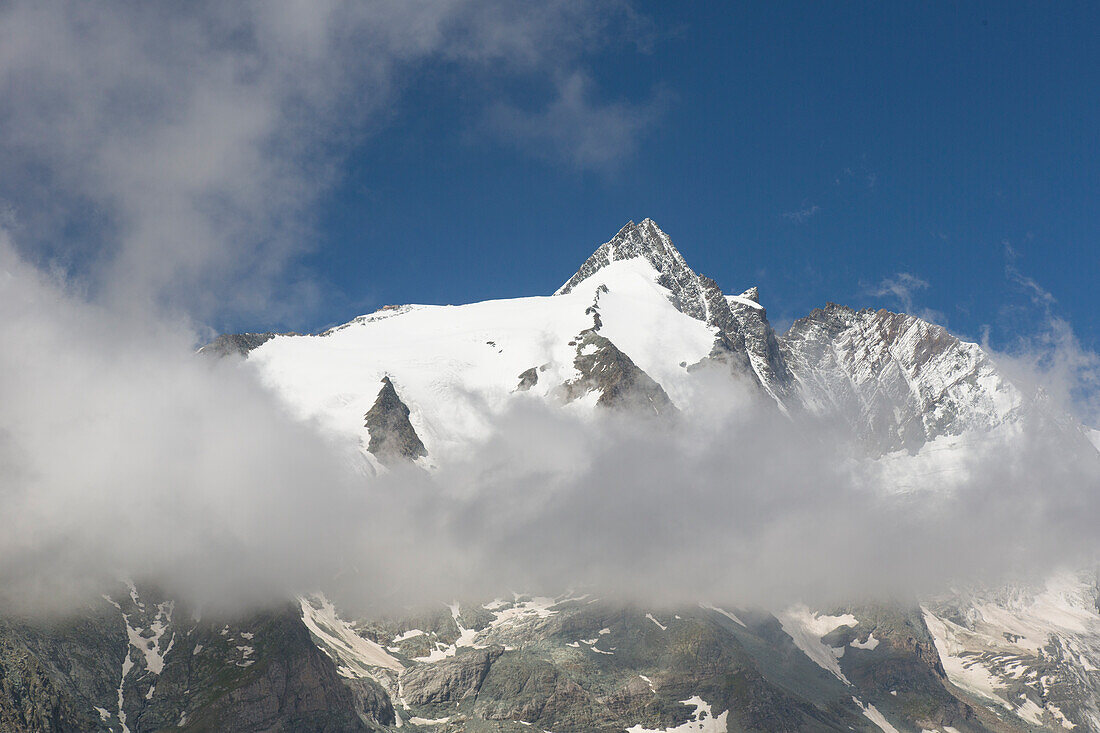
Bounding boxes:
[0,0,663,325]
[3,224,1100,616]
[0,2,1098,618]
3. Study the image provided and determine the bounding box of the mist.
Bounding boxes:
[331,382,1100,614]
[0,236,370,612]
[4,216,1100,616]
[1,1,1099,619]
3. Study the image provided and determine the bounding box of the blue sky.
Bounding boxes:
[0,2,1095,352]
[307,2,1098,349]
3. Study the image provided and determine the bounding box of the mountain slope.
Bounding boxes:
[5,218,1098,732]
[781,304,1023,454]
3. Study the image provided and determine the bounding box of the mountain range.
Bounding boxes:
[4,219,1100,732]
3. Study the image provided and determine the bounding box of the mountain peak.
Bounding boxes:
[555,219,723,324]
[556,219,692,296]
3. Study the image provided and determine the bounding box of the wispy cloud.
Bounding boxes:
[0,0,657,326]
[486,71,669,172]
[834,162,878,189]
[0,0,677,613]
[781,204,820,223]
[1004,241,1056,308]
[995,242,1100,425]
[867,272,930,315]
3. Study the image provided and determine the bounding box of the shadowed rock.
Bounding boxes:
[562,330,676,416]
[516,367,539,392]
[400,646,503,708]
[364,377,428,464]
[199,332,281,359]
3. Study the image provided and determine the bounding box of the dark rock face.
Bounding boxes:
[0,600,127,733]
[562,330,676,416]
[830,604,980,732]
[363,377,428,464]
[515,367,539,392]
[344,677,395,727]
[0,631,98,732]
[475,652,623,731]
[179,609,367,732]
[0,587,378,733]
[199,332,281,359]
[400,646,502,708]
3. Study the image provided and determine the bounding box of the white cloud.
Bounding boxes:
[993,245,1100,427]
[867,272,930,314]
[3,226,1100,616]
[1004,241,1057,308]
[0,0,657,324]
[0,0,671,614]
[782,204,820,223]
[2,2,1099,620]
[486,71,669,172]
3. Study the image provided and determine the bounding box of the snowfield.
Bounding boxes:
[248,258,715,468]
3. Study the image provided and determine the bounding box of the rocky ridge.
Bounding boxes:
[780,303,1023,453]
[364,376,428,465]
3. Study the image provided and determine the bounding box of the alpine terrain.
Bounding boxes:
[4,219,1100,733]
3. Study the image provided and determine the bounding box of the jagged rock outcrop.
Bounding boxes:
[400,646,503,708]
[515,367,539,392]
[725,288,800,408]
[199,332,282,358]
[780,304,1023,453]
[561,330,676,416]
[363,377,428,464]
[557,219,712,322]
[557,219,799,409]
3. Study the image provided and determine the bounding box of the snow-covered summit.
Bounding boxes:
[556,219,718,323]
[245,254,717,469]
[223,219,1052,460]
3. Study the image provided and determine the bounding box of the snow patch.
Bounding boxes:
[1087,428,1100,454]
[726,295,763,311]
[921,608,1013,710]
[299,594,402,674]
[777,604,857,684]
[393,628,426,642]
[850,632,880,650]
[699,603,746,628]
[626,696,728,733]
[413,601,485,662]
[853,697,900,733]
